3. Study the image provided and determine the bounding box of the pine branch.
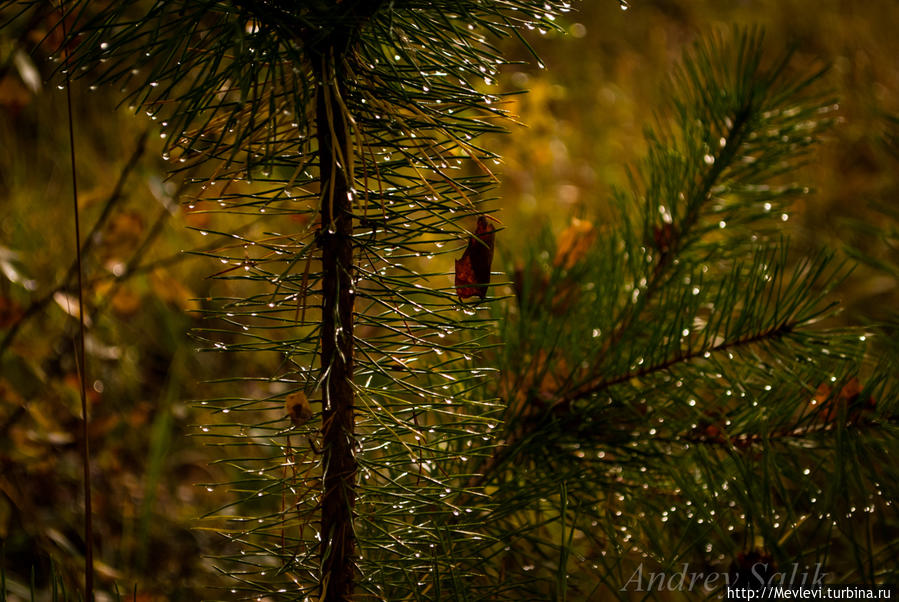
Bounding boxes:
[556,318,798,414]
[464,28,899,597]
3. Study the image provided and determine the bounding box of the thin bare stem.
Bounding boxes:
[61,4,93,599]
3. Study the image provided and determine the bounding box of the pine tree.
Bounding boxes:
[52,0,570,599]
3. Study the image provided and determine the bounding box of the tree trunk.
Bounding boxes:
[315,54,357,600]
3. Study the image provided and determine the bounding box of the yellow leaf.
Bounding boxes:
[102,211,144,258]
[553,217,596,270]
[111,286,142,316]
[151,269,199,312]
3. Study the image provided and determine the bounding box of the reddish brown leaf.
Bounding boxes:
[0,297,22,329]
[455,215,495,301]
[730,550,776,587]
[0,76,32,115]
[811,377,876,424]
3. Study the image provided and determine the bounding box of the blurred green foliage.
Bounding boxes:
[0,0,897,599]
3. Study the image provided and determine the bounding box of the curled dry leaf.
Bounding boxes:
[455,215,495,301]
[286,391,313,427]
